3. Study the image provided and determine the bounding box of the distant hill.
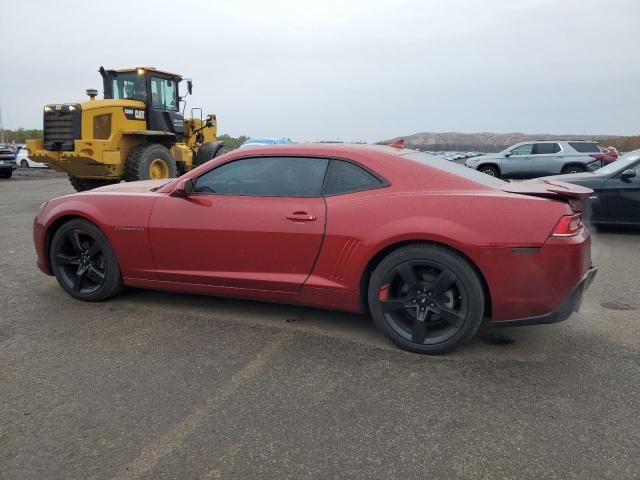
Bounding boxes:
[378,132,640,153]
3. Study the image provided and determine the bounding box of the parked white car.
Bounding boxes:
[16,149,47,168]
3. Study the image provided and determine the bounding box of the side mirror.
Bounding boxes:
[174,178,194,196]
[504,152,512,157]
[187,79,193,95]
[620,169,637,180]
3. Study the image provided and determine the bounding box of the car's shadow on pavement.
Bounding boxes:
[111,287,529,357]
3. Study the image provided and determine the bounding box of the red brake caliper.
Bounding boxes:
[379,283,390,301]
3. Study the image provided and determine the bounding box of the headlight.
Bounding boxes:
[44,106,52,112]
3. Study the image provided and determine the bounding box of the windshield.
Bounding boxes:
[111,72,146,101]
[595,149,640,175]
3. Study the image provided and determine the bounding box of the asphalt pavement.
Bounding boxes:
[1,171,639,479]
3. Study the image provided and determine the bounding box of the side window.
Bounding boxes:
[533,143,560,155]
[569,142,600,153]
[150,76,178,111]
[193,157,329,197]
[323,160,384,195]
[510,144,534,156]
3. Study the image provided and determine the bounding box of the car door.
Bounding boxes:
[597,161,640,224]
[502,143,533,178]
[530,142,563,176]
[148,156,329,292]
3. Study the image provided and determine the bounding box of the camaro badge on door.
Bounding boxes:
[114,226,145,232]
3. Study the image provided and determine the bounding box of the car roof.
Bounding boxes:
[229,142,414,156]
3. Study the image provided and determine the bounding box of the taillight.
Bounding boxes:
[551,213,583,237]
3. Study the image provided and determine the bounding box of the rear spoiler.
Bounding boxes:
[500,179,592,200]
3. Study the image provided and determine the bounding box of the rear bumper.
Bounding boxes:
[493,267,597,327]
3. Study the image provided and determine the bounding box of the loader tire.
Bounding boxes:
[124,144,177,182]
[69,176,119,192]
[194,143,233,167]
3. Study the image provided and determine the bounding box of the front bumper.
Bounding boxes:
[493,267,597,327]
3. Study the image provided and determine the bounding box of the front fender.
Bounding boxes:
[40,194,159,280]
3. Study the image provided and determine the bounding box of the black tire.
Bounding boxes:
[562,165,587,174]
[124,143,177,181]
[194,143,233,167]
[50,219,122,301]
[68,176,119,192]
[368,244,485,354]
[479,165,500,177]
[0,170,12,179]
[20,159,29,168]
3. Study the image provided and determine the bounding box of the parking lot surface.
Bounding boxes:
[2,174,639,479]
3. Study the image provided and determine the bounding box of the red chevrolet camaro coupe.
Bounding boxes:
[33,144,597,353]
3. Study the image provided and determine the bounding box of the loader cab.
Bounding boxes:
[100,66,185,140]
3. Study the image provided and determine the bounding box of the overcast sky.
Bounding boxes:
[1,0,639,141]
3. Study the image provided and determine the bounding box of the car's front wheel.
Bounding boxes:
[50,219,122,301]
[479,165,500,177]
[368,244,485,354]
[20,159,29,168]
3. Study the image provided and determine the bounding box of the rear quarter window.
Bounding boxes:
[569,142,599,153]
[323,160,384,195]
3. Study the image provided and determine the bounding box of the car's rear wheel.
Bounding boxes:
[368,244,485,354]
[0,170,13,179]
[20,159,29,168]
[50,219,122,301]
[562,165,587,174]
[479,165,499,177]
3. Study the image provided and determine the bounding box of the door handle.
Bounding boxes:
[286,212,316,222]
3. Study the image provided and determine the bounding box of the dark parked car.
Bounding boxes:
[544,149,640,226]
[0,145,17,179]
[466,140,604,178]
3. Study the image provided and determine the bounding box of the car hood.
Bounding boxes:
[87,180,169,194]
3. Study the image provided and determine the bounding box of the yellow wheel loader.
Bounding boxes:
[27,66,231,191]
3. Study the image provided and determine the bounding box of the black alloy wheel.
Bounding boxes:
[50,219,122,301]
[369,245,484,354]
[21,159,29,168]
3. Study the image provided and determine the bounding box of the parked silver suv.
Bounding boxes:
[465,141,603,178]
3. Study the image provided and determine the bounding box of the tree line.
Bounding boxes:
[597,135,640,152]
[0,128,43,144]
